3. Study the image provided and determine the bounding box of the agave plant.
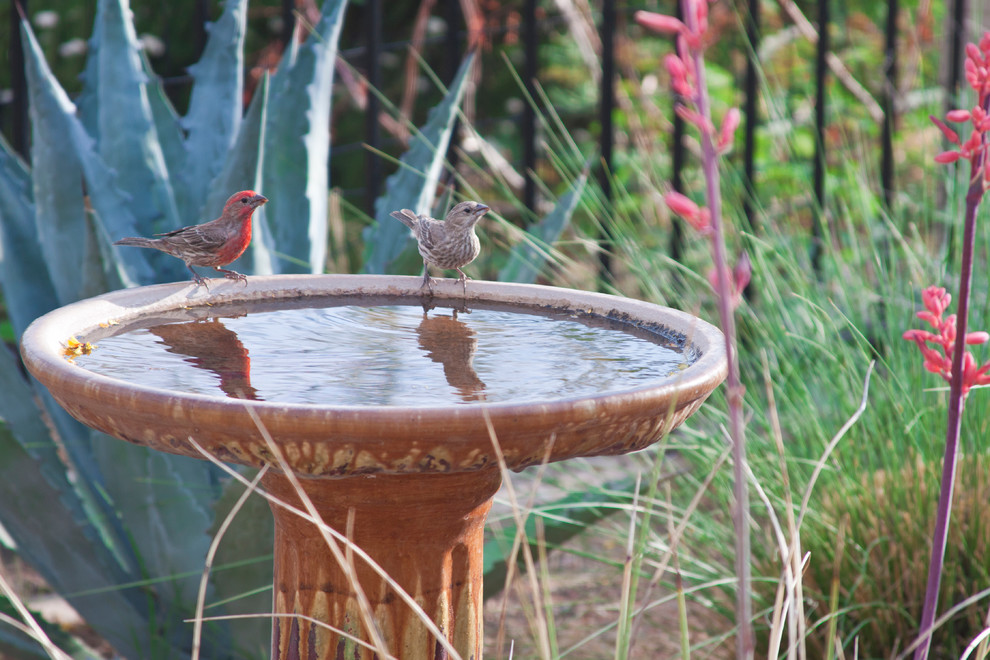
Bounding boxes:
[0,0,589,656]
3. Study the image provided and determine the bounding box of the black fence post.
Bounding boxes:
[881,0,897,209]
[669,0,685,264]
[9,0,28,158]
[597,0,615,283]
[365,0,383,216]
[523,0,538,213]
[811,0,829,273]
[443,0,461,190]
[742,0,760,233]
[946,0,969,112]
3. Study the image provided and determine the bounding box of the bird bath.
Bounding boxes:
[19,274,726,659]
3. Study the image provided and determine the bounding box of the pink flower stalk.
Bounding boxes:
[640,2,754,656]
[903,286,990,396]
[914,31,990,660]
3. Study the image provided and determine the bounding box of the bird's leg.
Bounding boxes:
[186,264,210,289]
[455,267,471,295]
[420,262,435,292]
[215,267,248,285]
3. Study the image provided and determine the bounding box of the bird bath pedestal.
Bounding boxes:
[20,275,726,660]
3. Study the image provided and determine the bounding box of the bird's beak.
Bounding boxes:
[476,204,490,214]
[252,194,269,206]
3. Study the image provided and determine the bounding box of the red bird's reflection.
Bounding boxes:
[148,317,260,400]
[416,310,487,402]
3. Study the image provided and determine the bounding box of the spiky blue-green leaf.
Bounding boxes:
[0,348,167,659]
[262,0,348,274]
[206,74,275,275]
[95,0,180,244]
[91,437,221,611]
[499,167,588,283]
[75,0,104,141]
[362,54,475,274]
[181,0,248,219]
[21,20,135,302]
[142,51,185,203]
[0,135,57,339]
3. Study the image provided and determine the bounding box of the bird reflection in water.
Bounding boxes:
[416,307,487,402]
[148,317,260,400]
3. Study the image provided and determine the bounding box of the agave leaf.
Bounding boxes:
[181,0,248,219]
[499,166,588,283]
[142,51,186,203]
[262,0,348,274]
[0,136,57,339]
[95,0,181,246]
[91,437,221,613]
[74,0,104,141]
[483,477,636,597]
[205,75,275,276]
[20,20,135,302]
[361,54,475,274]
[209,472,275,658]
[0,349,171,660]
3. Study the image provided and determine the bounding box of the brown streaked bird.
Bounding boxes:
[113,190,268,288]
[390,200,490,292]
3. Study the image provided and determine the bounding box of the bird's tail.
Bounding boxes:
[389,209,418,229]
[113,236,157,248]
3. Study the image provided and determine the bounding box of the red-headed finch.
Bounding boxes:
[114,190,268,288]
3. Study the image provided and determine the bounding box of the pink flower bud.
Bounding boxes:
[966,331,990,344]
[930,115,961,144]
[665,191,711,233]
[946,109,972,122]
[967,42,982,63]
[635,11,687,35]
[935,151,961,163]
[664,191,700,219]
[718,108,741,151]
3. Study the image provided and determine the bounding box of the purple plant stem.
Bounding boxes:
[681,0,754,656]
[913,100,989,659]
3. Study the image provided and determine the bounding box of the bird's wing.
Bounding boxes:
[158,223,229,252]
[416,218,446,251]
[154,224,199,238]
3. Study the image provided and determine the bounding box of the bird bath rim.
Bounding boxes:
[20,274,728,476]
[21,274,724,411]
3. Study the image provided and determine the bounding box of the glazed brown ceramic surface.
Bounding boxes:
[20,275,727,659]
[20,275,726,477]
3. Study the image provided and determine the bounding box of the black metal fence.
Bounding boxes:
[1,0,975,244]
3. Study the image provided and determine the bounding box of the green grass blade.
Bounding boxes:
[361,54,475,274]
[262,0,348,274]
[499,166,588,283]
[181,0,248,219]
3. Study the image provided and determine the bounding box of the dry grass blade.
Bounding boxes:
[0,570,74,660]
[191,463,270,660]
[483,407,555,659]
[186,612,388,655]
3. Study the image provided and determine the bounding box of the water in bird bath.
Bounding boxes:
[73,296,695,406]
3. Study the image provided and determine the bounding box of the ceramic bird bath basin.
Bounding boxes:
[19,274,726,660]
